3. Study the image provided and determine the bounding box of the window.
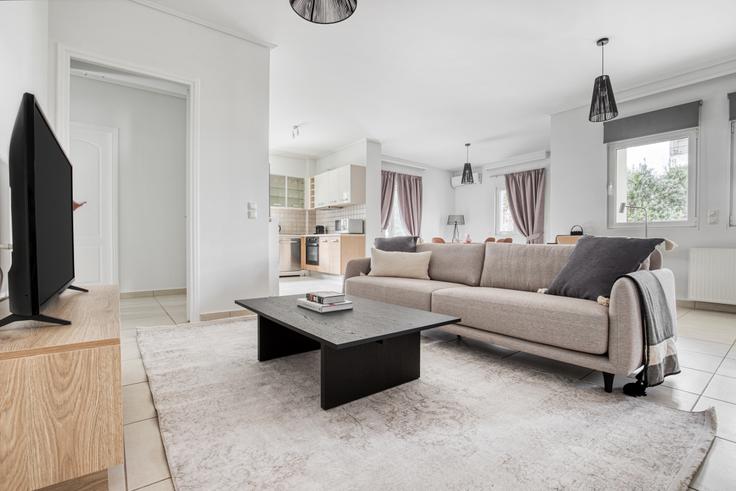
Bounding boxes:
[384,183,409,237]
[731,121,736,226]
[496,188,515,234]
[607,129,697,227]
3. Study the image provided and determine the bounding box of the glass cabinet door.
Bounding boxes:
[286,176,305,208]
[270,175,286,208]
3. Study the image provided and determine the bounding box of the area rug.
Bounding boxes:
[137,320,715,490]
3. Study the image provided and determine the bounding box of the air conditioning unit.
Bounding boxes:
[451,173,481,188]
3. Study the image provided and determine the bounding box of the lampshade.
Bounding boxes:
[460,143,474,184]
[588,37,618,123]
[447,215,465,225]
[290,0,357,24]
[589,75,619,122]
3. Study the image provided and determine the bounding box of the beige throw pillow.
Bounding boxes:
[368,248,431,280]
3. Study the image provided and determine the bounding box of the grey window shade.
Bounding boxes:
[603,101,701,143]
[729,92,736,121]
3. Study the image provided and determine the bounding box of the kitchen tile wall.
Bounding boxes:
[315,204,366,233]
[272,204,366,235]
[271,208,308,235]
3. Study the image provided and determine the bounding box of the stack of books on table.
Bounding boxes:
[297,291,353,313]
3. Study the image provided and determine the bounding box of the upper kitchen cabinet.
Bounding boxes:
[313,164,366,209]
[270,174,305,208]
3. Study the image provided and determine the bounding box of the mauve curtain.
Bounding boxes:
[380,170,396,231]
[396,173,423,236]
[505,168,546,244]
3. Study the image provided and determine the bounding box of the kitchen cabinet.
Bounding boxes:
[307,234,365,275]
[312,164,366,209]
[270,174,305,208]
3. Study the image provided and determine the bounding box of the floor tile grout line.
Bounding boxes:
[154,296,178,325]
[129,476,171,491]
[124,415,159,427]
[692,338,736,408]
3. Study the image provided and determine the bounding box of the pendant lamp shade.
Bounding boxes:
[461,143,474,184]
[589,75,618,122]
[290,0,357,24]
[588,38,619,123]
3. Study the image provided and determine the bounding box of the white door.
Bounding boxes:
[69,123,118,285]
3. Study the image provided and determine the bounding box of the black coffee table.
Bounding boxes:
[235,295,461,410]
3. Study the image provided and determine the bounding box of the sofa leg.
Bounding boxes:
[602,372,614,393]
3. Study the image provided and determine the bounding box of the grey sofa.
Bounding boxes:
[344,242,671,392]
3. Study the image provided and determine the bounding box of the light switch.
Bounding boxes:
[707,209,719,224]
[247,201,257,219]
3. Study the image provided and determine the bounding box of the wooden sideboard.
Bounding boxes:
[0,285,123,491]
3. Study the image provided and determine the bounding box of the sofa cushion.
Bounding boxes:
[374,236,418,252]
[479,243,575,292]
[345,276,463,311]
[368,248,431,280]
[547,236,664,301]
[432,287,609,355]
[416,243,485,286]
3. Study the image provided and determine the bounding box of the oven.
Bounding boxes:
[305,236,319,265]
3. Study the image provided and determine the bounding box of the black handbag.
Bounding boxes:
[570,225,584,236]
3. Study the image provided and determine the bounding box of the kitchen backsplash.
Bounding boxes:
[315,204,366,233]
[272,204,366,235]
[271,207,308,235]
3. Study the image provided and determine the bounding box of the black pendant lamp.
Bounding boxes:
[290,0,357,24]
[461,143,474,185]
[589,37,619,123]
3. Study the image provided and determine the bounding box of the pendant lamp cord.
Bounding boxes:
[601,44,605,75]
[466,143,470,163]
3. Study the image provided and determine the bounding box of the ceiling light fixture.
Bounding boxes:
[589,37,619,123]
[461,143,474,185]
[290,0,357,25]
[291,125,300,139]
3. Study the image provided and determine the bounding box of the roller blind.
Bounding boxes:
[729,92,736,121]
[603,101,702,143]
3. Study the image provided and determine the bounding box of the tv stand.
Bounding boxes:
[0,285,89,327]
[0,312,71,328]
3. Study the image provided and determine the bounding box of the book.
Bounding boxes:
[297,297,353,313]
[306,291,345,304]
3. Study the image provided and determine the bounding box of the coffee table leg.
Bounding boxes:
[258,315,320,362]
[320,332,420,410]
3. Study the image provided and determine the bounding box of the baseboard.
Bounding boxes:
[677,299,736,314]
[200,309,255,321]
[120,288,186,299]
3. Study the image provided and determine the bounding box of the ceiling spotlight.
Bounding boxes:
[291,125,300,139]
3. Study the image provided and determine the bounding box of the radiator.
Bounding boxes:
[688,248,736,305]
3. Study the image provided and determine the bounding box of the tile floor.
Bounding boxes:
[279,274,344,296]
[113,297,736,490]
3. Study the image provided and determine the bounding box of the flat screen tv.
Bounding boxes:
[0,93,84,328]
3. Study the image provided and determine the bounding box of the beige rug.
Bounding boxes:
[137,320,715,490]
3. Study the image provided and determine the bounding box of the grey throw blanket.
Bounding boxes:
[622,270,680,396]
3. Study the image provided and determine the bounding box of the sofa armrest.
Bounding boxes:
[608,276,645,375]
[344,258,371,280]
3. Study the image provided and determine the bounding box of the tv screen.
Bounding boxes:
[5,93,75,320]
[32,102,75,305]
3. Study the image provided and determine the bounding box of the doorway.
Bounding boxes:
[57,48,199,321]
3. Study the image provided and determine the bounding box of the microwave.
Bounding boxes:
[335,218,364,234]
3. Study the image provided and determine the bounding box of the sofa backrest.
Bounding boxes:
[416,243,485,286]
[479,243,575,292]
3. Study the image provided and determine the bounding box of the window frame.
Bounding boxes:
[490,175,525,242]
[606,127,699,230]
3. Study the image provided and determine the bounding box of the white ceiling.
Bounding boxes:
[145,0,736,169]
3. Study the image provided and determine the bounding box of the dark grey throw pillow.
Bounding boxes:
[374,236,419,252]
[547,236,663,301]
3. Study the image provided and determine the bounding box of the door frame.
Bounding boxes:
[69,121,120,284]
[56,44,201,321]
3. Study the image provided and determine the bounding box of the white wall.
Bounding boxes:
[381,162,454,241]
[70,76,186,293]
[453,158,550,243]
[0,0,48,297]
[550,75,736,298]
[269,154,310,178]
[48,0,270,316]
